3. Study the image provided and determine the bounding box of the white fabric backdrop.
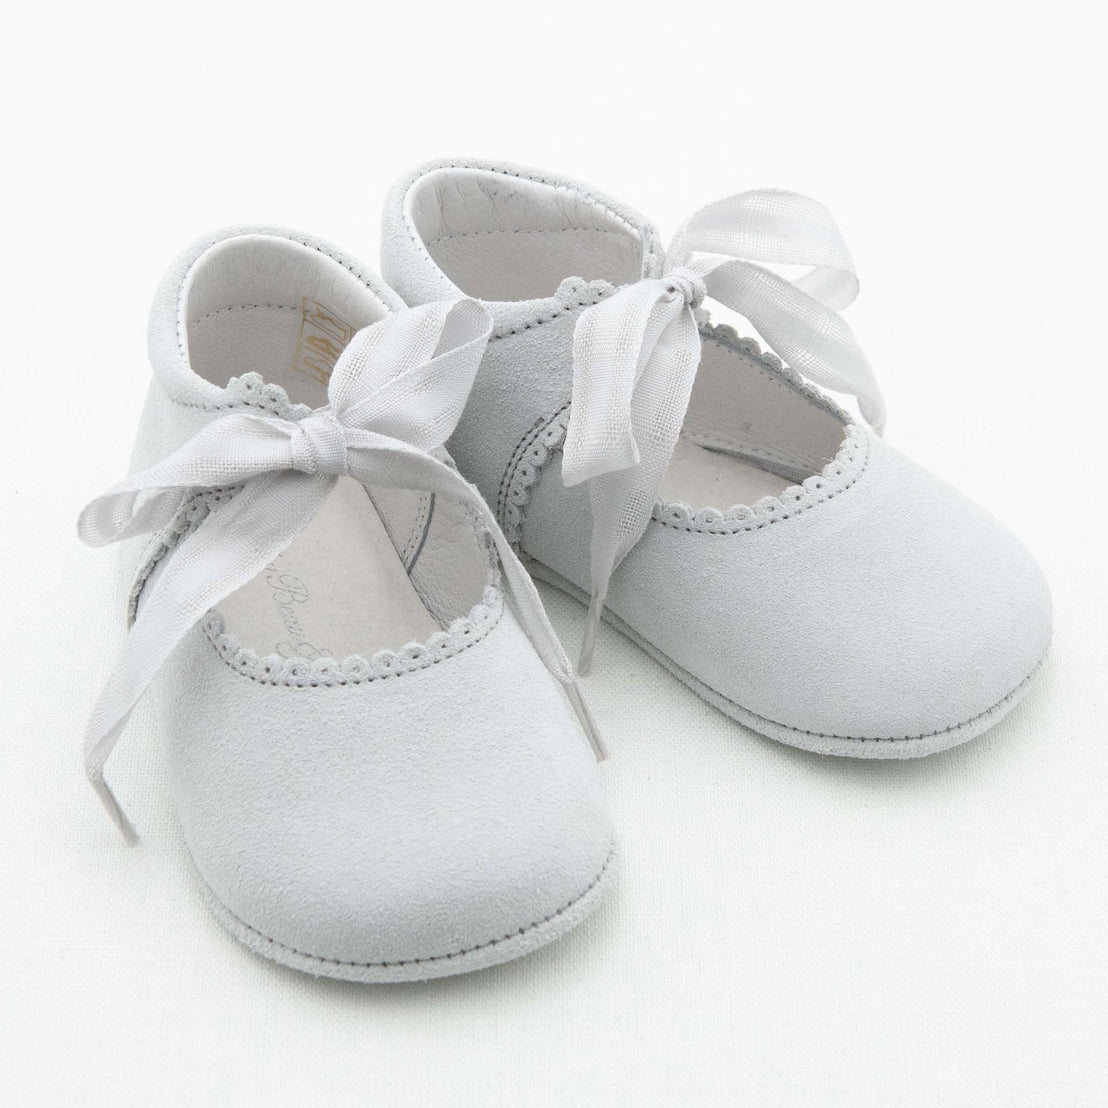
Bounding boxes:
[3,2,1105,1103]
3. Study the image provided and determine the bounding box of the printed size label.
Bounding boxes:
[291,297,356,386]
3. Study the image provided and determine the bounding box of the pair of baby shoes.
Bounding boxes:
[79,160,1051,982]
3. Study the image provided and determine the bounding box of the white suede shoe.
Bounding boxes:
[79,227,611,982]
[382,160,1051,757]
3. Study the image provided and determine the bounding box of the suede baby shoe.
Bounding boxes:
[79,227,611,981]
[381,159,1051,757]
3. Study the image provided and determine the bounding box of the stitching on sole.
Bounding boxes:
[204,846,615,971]
[748,659,1046,743]
[631,602,1047,742]
[527,558,1048,744]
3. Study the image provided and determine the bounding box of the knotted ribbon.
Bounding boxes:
[561,189,885,671]
[79,299,604,842]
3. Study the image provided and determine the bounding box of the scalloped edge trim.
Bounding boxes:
[176,370,314,418]
[127,485,242,626]
[698,320,851,422]
[201,580,504,688]
[130,485,506,681]
[652,423,867,534]
[489,276,615,342]
[497,326,865,545]
[212,371,313,418]
[499,403,572,546]
[127,375,312,621]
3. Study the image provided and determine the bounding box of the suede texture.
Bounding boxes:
[523,436,1051,743]
[124,225,614,977]
[381,160,1053,753]
[154,611,610,968]
[451,290,592,513]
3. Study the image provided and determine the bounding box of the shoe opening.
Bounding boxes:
[180,233,390,408]
[404,166,646,301]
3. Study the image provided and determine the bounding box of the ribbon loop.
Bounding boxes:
[565,188,884,671]
[80,299,603,841]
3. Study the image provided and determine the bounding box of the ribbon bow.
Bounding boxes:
[561,189,885,671]
[80,299,603,842]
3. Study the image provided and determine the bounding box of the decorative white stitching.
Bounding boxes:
[652,425,867,535]
[496,322,866,544]
[200,583,503,689]
[398,159,662,294]
[427,227,628,245]
[490,277,614,342]
[129,483,506,683]
[499,405,572,545]
[204,846,615,971]
[127,485,242,625]
[165,371,314,417]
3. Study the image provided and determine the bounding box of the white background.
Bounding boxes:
[3,2,1106,1104]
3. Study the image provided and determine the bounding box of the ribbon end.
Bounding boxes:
[90,775,139,845]
[577,590,606,676]
[565,678,607,762]
[868,402,888,437]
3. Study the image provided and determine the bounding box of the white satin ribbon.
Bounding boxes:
[79,299,604,843]
[562,189,884,671]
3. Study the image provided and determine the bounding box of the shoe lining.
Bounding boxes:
[406,168,848,511]
[181,234,460,660]
[658,438,794,508]
[407,168,643,300]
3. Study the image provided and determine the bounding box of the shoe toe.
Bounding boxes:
[717,435,1052,748]
[606,432,1051,753]
[160,611,612,979]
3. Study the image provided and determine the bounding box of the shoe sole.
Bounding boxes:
[190,844,616,983]
[528,557,1046,759]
